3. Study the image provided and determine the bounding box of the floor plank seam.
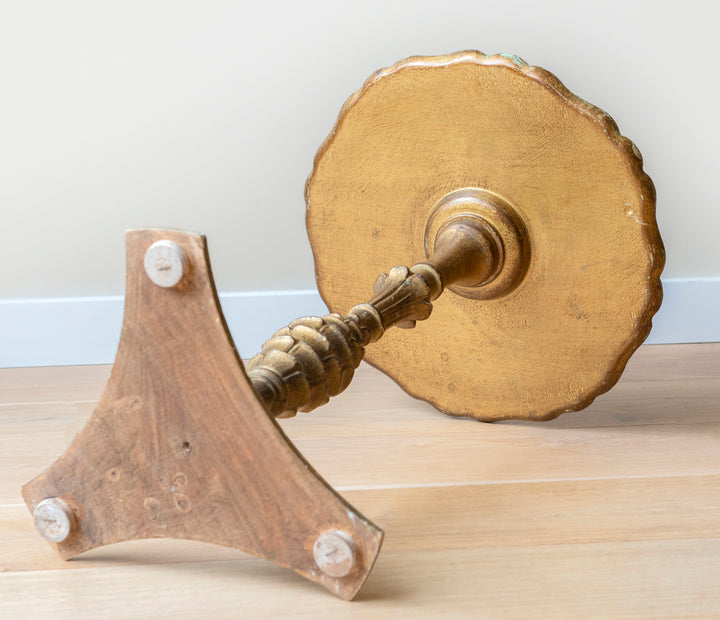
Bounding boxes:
[334,472,719,491]
[0,400,99,407]
[4,536,720,579]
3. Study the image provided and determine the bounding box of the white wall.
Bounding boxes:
[0,1,718,364]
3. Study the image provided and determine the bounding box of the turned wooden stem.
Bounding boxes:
[247,217,500,418]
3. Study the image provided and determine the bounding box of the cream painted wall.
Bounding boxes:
[1,0,717,300]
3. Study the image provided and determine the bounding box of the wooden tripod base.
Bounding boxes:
[21,228,383,601]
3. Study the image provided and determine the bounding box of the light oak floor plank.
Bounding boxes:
[3,475,719,572]
[1,342,719,618]
[4,404,720,503]
[1,540,718,619]
[0,343,717,405]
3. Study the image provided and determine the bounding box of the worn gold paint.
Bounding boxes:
[306,51,664,421]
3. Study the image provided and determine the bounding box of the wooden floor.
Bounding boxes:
[1,343,719,619]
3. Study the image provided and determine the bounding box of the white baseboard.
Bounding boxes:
[0,290,328,368]
[0,278,717,368]
[643,278,719,345]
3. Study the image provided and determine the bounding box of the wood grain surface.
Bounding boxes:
[19,229,382,600]
[1,343,719,618]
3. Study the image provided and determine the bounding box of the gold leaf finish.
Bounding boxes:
[306,51,664,421]
[247,263,443,417]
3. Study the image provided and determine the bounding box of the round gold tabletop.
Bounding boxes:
[306,51,664,421]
